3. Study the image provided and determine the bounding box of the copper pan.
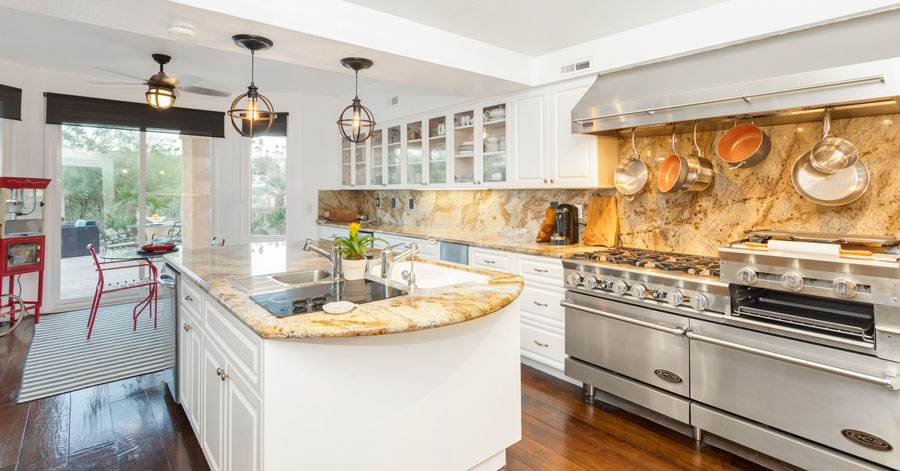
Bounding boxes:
[658,129,688,193]
[716,116,770,169]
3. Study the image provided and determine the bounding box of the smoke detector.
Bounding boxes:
[167,21,197,40]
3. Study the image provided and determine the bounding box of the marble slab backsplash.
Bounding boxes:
[320,114,900,256]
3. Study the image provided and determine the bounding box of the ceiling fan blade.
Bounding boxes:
[91,66,148,82]
[172,74,203,87]
[179,86,231,97]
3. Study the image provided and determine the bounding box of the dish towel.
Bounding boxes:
[583,195,619,247]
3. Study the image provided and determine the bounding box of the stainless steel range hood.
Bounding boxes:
[572,57,900,137]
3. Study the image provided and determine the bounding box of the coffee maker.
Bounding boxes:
[550,202,578,245]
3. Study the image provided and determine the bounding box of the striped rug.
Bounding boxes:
[17,299,174,403]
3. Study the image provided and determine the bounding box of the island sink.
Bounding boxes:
[371,261,489,289]
[228,269,334,292]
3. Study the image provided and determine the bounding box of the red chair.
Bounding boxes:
[211,236,225,246]
[86,244,158,340]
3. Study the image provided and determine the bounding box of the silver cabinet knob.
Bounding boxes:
[581,276,597,290]
[689,295,709,311]
[543,179,548,183]
[216,367,224,377]
[566,273,582,287]
[833,278,857,298]
[736,267,758,284]
[183,323,191,332]
[781,272,804,291]
[666,291,685,306]
[630,284,647,298]
[612,280,629,296]
[549,178,555,183]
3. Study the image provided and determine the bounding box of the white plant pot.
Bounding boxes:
[342,258,367,280]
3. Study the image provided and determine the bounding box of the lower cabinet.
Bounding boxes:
[178,277,263,471]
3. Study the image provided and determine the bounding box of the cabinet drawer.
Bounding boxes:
[180,278,203,313]
[518,255,563,287]
[520,320,565,368]
[519,284,565,328]
[204,300,262,392]
[469,248,514,272]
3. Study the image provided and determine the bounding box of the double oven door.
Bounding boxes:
[564,290,900,469]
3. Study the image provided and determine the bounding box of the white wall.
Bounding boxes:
[0,58,336,310]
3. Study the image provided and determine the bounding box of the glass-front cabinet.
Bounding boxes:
[480,101,508,186]
[354,142,367,186]
[406,120,424,185]
[369,129,384,186]
[427,115,448,186]
[341,137,352,186]
[453,110,475,184]
[387,125,402,185]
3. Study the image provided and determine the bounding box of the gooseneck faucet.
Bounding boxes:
[304,239,343,278]
[380,238,436,289]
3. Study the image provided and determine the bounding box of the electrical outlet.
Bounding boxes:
[375,197,380,207]
[409,198,414,209]
[575,204,583,220]
[391,198,396,209]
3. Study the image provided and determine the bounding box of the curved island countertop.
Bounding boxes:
[163,240,524,339]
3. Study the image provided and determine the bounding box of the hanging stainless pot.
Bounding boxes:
[809,108,859,174]
[658,129,688,193]
[682,122,714,192]
[716,115,770,169]
[614,129,650,199]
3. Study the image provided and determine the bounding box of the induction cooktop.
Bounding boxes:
[250,278,406,317]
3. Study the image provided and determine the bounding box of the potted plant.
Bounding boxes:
[332,222,386,280]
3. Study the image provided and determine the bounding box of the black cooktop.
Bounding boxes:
[250,279,406,317]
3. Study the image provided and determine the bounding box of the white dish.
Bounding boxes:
[486,136,500,144]
[461,140,473,145]
[323,301,356,314]
[456,151,474,157]
[485,144,500,152]
[489,109,506,118]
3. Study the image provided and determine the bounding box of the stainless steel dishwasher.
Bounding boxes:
[157,263,179,403]
[440,242,469,264]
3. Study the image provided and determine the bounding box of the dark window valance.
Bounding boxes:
[0,84,22,121]
[242,112,289,137]
[44,92,225,138]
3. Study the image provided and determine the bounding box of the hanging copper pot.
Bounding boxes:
[716,116,770,169]
[658,129,688,193]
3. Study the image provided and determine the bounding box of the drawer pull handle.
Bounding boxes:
[534,340,549,347]
[533,268,549,273]
[483,259,496,264]
[561,300,688,337]
[183,323,191,332]
[184,295,193,302]
[533,301,548,307]
[685,330,900,391]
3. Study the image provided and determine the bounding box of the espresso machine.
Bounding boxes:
[550,202,578,245]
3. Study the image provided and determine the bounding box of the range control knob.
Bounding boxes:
[566,273,582,287]
[630,284,647,299]
[612,281,629,296]
[736,267,758,284]
[689,294,710,311]
[781,272,804,291]
[651,289,665,300]
[581,276,597,290]
[833,278,858,298]
[666,291,685,306]
[597,279,612,291]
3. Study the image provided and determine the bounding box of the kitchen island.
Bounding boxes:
[164,241,524,471]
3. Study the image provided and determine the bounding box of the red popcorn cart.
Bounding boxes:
[0,177,50,328]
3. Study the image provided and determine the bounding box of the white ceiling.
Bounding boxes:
[345,0,728,56]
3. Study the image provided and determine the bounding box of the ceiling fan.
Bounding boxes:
[91,53,230,109]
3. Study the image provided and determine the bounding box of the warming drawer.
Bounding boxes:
[689,318,900,469]
[563,291,690,397]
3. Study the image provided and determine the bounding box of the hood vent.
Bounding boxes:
[561,59,591,77]
[572,57,900,136]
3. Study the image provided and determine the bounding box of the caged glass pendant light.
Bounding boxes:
[337,57,375,143]
[227,34,277,137]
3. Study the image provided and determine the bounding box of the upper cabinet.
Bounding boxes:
[337,75,614,189]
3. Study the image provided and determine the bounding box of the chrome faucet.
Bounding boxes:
[380,238,436,289]
[303,239,342,278]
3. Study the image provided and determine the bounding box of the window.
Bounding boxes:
[250,135,287,237]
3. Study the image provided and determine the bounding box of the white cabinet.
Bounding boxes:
[469,247,516,272]
[510,88,550,186]
[340,136,369,189]
[549,78,616,188]
[226,365,262,471]
[178,280,203,436]
[201,337,227,471]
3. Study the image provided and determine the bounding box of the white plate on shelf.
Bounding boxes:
[456,151,474,157]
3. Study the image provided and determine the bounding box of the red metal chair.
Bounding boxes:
[211,236,225,246]
[86,244,158,341]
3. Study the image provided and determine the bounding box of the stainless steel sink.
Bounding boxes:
[228,270,334,293]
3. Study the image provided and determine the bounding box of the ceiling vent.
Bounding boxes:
[167,21,196,40]
[561,58,591,76]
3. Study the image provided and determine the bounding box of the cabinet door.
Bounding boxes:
[340,137,353,187]
[549,79,597,187]
[177,309,189,406]
[426,115,448,186]
[386,125,402,186]
[480,101,509,187]
[188,322,203,435]
[226,372,262,471]
[511,89,550,187]
[406,119,424,185]
[201,338,227,471]
[354,142,367,186]
[452,110,477,186]
[370,129,384,187]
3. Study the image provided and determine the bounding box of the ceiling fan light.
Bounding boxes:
[146,85,176,110]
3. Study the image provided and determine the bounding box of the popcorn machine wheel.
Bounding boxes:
[0,294,26,337]
[0,177,50,328]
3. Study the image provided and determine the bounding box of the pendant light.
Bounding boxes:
[337,57,375,143]
[227,34,277,137]
[145,54,176,110]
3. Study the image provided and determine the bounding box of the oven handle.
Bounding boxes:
[686,330,900,391]
[560,300,688,337]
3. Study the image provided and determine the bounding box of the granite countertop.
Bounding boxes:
[318,222,598,258]
[164,240,523,340]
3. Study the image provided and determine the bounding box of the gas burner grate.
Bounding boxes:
[572,247,720,277]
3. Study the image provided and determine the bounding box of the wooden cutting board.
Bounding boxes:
[583,195,618,247]
[536,207,556,242]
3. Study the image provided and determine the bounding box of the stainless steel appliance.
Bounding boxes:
[440,242,468,264]
[550,202,578,245]
[562,236,900,471]
[158,263,179,403]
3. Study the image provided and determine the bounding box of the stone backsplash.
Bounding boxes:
[320,114,900,256]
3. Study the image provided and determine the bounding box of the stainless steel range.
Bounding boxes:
[562,232,900,471]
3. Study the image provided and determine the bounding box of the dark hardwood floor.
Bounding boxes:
[0,318,768,471]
